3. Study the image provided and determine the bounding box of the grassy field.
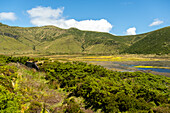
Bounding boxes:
[12,53,170,62]
[11,53,170,77]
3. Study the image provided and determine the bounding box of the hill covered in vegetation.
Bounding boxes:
[0,23,169,55]
[0,55,169,112]
[123,26,170,54]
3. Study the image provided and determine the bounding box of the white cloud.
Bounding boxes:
[27,6,112,32]
[0,12,17,21]
[27,6,64,19]
[126,27,136,35]
[149,19,163,27]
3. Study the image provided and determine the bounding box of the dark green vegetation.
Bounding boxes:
[0,55,169,112]
[0,23,169,55]
[124,27,170,54]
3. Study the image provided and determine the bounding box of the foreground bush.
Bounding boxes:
[0,55,169,112]
[40,61,170,112]
[0,65,20,112]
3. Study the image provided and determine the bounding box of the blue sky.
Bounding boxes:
[0,0,170,35]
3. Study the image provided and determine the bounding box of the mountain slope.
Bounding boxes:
[123,26,170,54]
[0,23,169,54]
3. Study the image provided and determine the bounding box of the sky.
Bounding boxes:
[0,0,170,35]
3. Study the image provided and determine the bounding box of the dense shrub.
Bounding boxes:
[0,85,20,112]
[40,60,170,112]
[0,65,20,112]
[0,55,30,65]
[0,55,169,112]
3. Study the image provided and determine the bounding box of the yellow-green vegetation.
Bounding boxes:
[134,65,170,69]
[66,54,170,62]
[12,54,170,63]
[0,55,170,113]
[69,56,158,61]
[0,64,65,112]
[0,55,87,112]
[0,22,170,55]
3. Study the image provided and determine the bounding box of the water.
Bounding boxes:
[137,68,170,73]
[87,61,170,76]
[115,61,170,74]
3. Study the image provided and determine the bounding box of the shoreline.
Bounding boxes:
[87,61,170,77]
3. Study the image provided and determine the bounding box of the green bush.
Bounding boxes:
[0,85,20,112]
[39,60,170,112]
[64,98,84,113]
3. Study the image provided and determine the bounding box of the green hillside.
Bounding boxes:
[123,26,170,54]
[0,23,169,54]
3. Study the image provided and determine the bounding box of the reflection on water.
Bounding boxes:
[137,68,170,73]
[87,61,170,76]
[117,61,170,73]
